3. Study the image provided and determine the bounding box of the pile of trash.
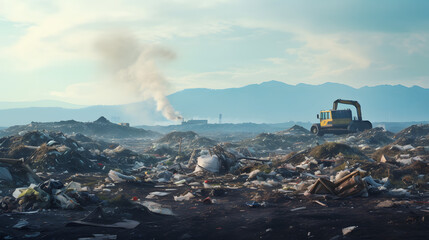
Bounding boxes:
[308,142,368,160]
[393,124,429,146]
[155,131,218,150]
[370,140,428,190]
[276,142,370,169]
[372,125,428,167]
[0,131,101,172]
[139,139,423,202]
[145,143,176,157]
[102,146,140,163]
[342,127,395,147]
[69,133,116,152]
[238,132,320,155]
[373,144,426,164]
[0,158,41,191]
[193,145,240,174]
[1,179,99,212]
[0,130,155,173]
[29,144,100,173]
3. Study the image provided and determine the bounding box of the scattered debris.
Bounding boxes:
[139,201,175,216]
[0,123,428,239]
[108,170,137,183]
[314,200,327,207]
[12,219,29,229]
[290,207,306,212]
[342,226,358,236]
[67,206,140,229]
[174,192,195,201]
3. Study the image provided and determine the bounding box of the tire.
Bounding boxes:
[311,126,318,135]
[311,125,324,136]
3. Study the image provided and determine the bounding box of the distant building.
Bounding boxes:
[118,123,130,127]
[181,120,208,125]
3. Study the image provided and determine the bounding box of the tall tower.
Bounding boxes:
[219,114,222,124]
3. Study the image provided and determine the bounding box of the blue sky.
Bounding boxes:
[1,0,429,105]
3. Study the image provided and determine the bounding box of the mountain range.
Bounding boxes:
[0,81,428,127]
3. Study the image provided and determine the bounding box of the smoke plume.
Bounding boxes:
[95,31,182,121]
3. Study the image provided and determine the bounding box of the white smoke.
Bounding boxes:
[95,31,182,121]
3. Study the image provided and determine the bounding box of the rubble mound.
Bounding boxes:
[0,131,102,172]
[0,131,148,172]
[156,131,217,149]
[190,136,218,148]
[0,117,161,139]
[69,133,117,151]
[276,125,311,135]
[157,131,198,145]
[29,144,98,172]
[388,161,429,189]
[103,146,140,163]
[0,160,41,188]
[331,127,395,149]
[239,132,320,154]
[70,133,93,143]
[20,131,52,146]
[372,145,401,162]
[353,127,394,146]
[309,142,366,159]
[393,124,429,146]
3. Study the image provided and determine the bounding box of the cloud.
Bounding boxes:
[399,33,429,55]
[296,33,371,78]
[0,1,234,70]
[50,81,138,105]
[2,0,429,103]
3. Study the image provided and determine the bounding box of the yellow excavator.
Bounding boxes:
[311,99,372,136]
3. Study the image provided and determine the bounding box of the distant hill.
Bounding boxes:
[0,81,428,126]
[0,116,161,139]
[0,100,84,109]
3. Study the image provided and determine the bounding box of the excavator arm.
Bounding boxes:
[333,99,362,121]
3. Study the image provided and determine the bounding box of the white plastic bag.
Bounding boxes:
[194,155,220,173]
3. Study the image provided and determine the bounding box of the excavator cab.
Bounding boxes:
[311,99,372,136]
[318,109,352,127]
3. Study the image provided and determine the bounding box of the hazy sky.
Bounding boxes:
[1,0,429,105]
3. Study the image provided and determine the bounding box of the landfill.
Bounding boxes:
[0,123,428,239]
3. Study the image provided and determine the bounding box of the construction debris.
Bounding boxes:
[308,170,368,198]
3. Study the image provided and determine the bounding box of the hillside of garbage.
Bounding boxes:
[0,123,428,239]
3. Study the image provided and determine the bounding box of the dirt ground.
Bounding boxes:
[1,180,428,240]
